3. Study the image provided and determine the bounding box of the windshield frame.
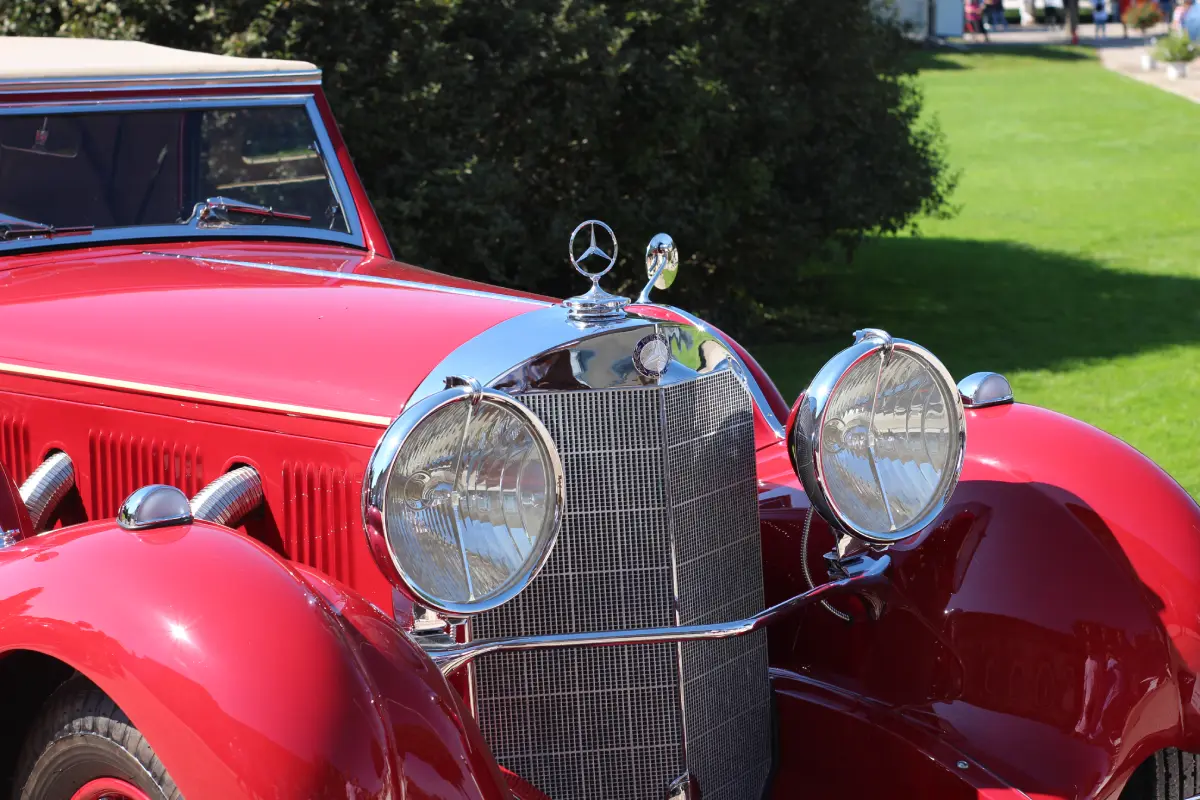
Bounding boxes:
[0,93,365,254]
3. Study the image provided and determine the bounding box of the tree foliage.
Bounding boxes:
[1,1,953,338]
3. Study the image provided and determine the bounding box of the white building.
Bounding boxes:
[889,0,965,37]
[888,0,1103,36]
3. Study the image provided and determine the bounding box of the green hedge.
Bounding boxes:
[2,1,953,338]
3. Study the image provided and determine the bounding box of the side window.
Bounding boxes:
[198,107,348,232]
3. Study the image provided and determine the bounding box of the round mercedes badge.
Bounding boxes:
[634,333,672,378]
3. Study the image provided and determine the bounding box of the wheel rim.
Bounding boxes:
[69,778,153,800]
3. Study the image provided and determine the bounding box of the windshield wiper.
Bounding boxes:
[185,196,312,228]
[0,212,93,241]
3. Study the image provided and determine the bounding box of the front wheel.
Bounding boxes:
[1122,748,1198,800]
[14,675,181,800]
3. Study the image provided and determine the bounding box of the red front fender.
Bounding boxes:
[0,520,507,800]
[762,402,1200,800]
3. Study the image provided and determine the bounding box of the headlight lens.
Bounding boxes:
[789,331,965,544]
[364,383,563,615]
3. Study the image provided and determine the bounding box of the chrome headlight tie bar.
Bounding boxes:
[422,553,891,676]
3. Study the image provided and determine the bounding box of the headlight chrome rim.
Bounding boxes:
[789,334,966,545]
[363,382,565,616]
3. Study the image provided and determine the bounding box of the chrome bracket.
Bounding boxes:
[824,547,889,621]
[404,603,469,650]
[420,553,891,676]
[666,772,699,800]
[853,327,894,350]
[408,603,453,636]
[443,374,484,404]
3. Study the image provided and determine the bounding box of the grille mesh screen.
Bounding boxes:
[472,369,771,800]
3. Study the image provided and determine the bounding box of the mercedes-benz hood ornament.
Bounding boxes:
[563,220,630,321]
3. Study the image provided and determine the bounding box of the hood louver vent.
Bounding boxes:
[281,462,355,584]
[88,432,204,519]
[0,415,31,485]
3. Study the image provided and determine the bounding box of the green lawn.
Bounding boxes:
[755,47,1200,494]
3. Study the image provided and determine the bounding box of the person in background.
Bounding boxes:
[1095,0,1109,36]
[987,0,1009,30]
[966,0,990,40]
[1161,0,1177,30]
[1173,0,1193,29]
[1184,0,1200,36]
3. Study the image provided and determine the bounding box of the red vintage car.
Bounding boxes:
[0,35,1195,800]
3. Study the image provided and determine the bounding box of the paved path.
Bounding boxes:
[953,23,1200,104]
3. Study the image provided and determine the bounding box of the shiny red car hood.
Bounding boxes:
[0,241,550,425]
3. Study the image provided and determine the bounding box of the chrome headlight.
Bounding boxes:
[364,381,564,615]
[789,330,966,544]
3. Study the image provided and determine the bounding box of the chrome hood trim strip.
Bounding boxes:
[143,252,552,307]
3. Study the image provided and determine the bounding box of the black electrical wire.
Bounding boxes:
[799,506,852,622]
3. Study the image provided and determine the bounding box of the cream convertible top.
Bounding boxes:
[0,37,319,90]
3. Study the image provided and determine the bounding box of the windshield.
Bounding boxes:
[0,103,350,239]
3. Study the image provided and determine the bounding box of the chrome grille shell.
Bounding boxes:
[472,367,771,800]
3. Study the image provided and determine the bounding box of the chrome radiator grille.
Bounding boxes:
[472,369,771,800]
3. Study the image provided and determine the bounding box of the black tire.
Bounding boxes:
[1124,748,1198,800]
[13,675,181,800]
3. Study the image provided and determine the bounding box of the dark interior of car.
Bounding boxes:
[0,107,339,231]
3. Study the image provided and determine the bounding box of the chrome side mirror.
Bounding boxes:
[637,233,679,304]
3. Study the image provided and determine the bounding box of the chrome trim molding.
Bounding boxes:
[646,305,786,438]
[408,305,765,408]
[957,371,1014,409]
[144,252,549,306]
[0,93,315,112]
[363,382,566,617]
[0,70,322,95]
[0,529,19,549]
[0,361,392,427]
[423,553,890,676]
[19,452,75,533]
[659,369,691,771]
[0,224,359,255]
[0,96,364,252]
[789,332,966,545]
[191,467,264,528]
[117,485,193,531]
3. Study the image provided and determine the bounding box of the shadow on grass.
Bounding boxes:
[908,45,1092,72]
[754,237,1200,397]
